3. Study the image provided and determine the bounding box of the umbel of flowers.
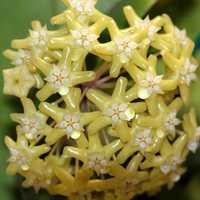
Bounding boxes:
[2,0,200,199]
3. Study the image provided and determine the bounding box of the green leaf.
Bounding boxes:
[150,0,200,40]
[97,0,122,13]
[0,0,57,199]
[175,0,200,39]
[97,0,158,27]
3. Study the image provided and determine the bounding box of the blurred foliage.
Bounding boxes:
[0,1,54,199]
[96,0,157,27]
[0,0,200,200]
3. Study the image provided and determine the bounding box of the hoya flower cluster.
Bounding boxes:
[2,0,200,199]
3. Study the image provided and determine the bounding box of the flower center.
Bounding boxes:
[87,152,109,174]
[160,156,182,174]
[139,72,163,98]
[179,59,198,86]
[30,26,48,48]
[56,113,81,139]
[71,28,98,49]
[70,0,96,15]
[9,148,29,170]
[105,103,135,125]
[135,128,153,150]
[20,116,41,140]
[174,27,188,47]
[114,36,138,62]
[164,112,181,135]
[46,66,70,91]
[12,49,31,66]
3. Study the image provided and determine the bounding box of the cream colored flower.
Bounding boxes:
[170,173,181,183]
[135,17,159,42]
[114,35,138,63]
[174,27,188,47]
[45,65,70,95]
[22,159,53,192]
[167,171,183,189]
[12,49,32,66]
[5,135,50,175]
[134,128,153,150]
[187,127,200,153]
[164,112,181,135]
[87,152,110,174]
[135,17,150,29]
[20,116,42,140]
[8,148,30,171]
[105,103,135,125]
[179,59,198,86]
[138,71,163,99]
[69,0,96,16]
[29,25,48,48]
[2,1,200,198]
[3,65,35,97]
[56,113,81,139]
[71,28,98,50]
[24,173,51,192]
[188,140,199,153]
[148,26,160,41]
[160,156,183,175]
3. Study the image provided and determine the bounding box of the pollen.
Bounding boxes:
[174,27,188,47]
[8,148,30,171]
[138,71,163,99]
[179,58,198,86]
[164,112,181,135]
[114,35,138,63]
[45,65,70,94]
[20,116,42,140]
[160,156,183,175]
[69,0,96,16]
[71,28,98,50]
[105,103,135,125]
[56,113,81,139]
[29,25,48,48]
[12,49,32,65]
[87,152,109,175]
[134,128,153,150]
